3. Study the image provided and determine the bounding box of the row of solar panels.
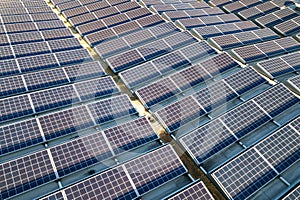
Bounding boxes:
[1,144,190,199]
[0,4,53,16]
[0,94,138,156]
[0,61,106,98]
[211,115,299,200]
[0,0,48,8]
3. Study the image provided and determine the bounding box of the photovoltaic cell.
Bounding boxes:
[39,106,94,140]
[50,132,113,177]
[255,125,300,173]
[0,119,43,155]
[104,117,158,154]
[124,145,187,195]
[136,78,182,108]
[30,85,80,112]
[180,119,236,164]
[74,76,119,100]
[168,181,214,200]
[0,95,34,123]
[212,149,278,200]
[155,96,206,132]
[87,95,137,124]
[253,84,299,118]
[0,150,56,199]
[219,101,271,138]
[64,166,138,200]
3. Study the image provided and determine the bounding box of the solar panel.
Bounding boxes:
[180,118,237,164]
[0,150,56,199]
[180,42,216,62]
[219,100,272,138]
[281,52,300,70]
[0,95,34,123]
[47,38,82,52]
[85,29,117,47]
[93,6,119,19]
[136,78,182,108]
[87,95,137,124]
[106,49,145,73]
[94,38,130,58]
[56,0,82,11]
[153,51,190,74]
[274,37,300,52]
[69,12,98,27]
[64,165,138,200]
[112,21,141,36]
[0,119,43,155]
[163,10,190,21]
[210,35,242,50]
[30,85,80,112]
[234,31,261,45]
[39,191,64,200]
[36,20,66,31]
[223,1,246,13]
[282,186,300,200]
[234,21,259,31]
[252,84,299,118]
[155,96,206,132]
[255,13,282,27]
[74,76,119,101]
[0,59,19,77]
[13,42,51,58]
[55,49,92,66]
[77,20,107,36]
[200,53,239,76]
[41,29,74,41]
[137,14,164,27]
[252,28,279,41]
[18,53,59,72]
[192,26,223,40]
[104,117,158,154]
[0,75,26,98]
[138,39,172,60]
[85,1,110,12]
[193,81,238,112]
[288,75,300,92]
[124,145,187,195]
[0,45,14,60]
[27,6,53,14]
[212,148,278,200]
[257,57,294,78]
[224,67,266,95]
[274,19,300,36]
[232,45,267,63]
[119,62,161,89]
[8,31,44,45]
[0,7,28,16]
[1,14,32,24]
[50,132,113,177]
[274,8,298,21]
[126,7,152,20]
[170,64,212,91]
[5,22,38,34]
[164,31,197,50]
[151,4,176,13]
[30,13,59,22]
[24,68,68,91]
[168,181,214,200]
[64,61,106,82]
[176,18,204,29]
[115,1,140,12]
[124,29,155,47]
[39,106,94,140]
[149,22,179,38]
[255,125,300,173]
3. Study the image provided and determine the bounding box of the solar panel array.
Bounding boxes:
[212,115,300,200]
[1,0,300,199]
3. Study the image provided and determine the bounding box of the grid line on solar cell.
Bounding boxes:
[74,76,119,101]
[0,150,56,199]
[252,84,299,118]
[0,94,34,123]
[168,181,214,200]
[64,166,138,200]
[87,95,137,124]
[180,119,237,164]
[255,125,300,173]
[224,67,266,95]
[104,117,158,155]
[136,78,182,108]
[155,96,206,132]
[0,75,27,98]
[193,80,238,113]
[219,100,272,138]
[30,85,80,113]
[124,145,187,195]
[50,132,113,177]
[0,119,43,155]
[212,148,278,200]
[39,106,95,140]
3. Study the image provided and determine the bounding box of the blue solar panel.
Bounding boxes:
[0,76,27,98]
